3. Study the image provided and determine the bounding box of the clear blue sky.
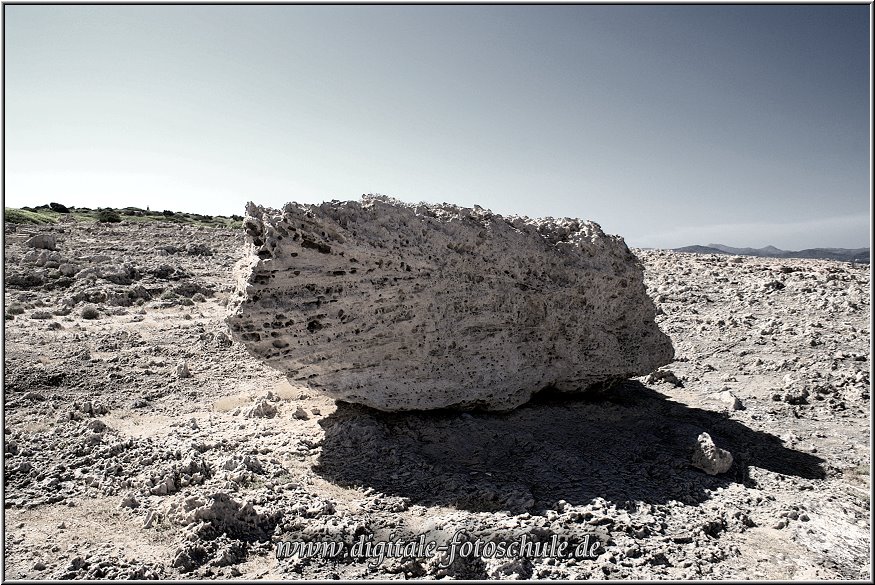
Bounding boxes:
[4,5,870,249]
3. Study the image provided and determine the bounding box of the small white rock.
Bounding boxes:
[717,390,744,411]
[176,361,192,379]
[691,432,733,475]
[119,493,140,509]
[245,399,277,418]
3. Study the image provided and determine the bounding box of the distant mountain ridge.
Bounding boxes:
[672,243,870,263]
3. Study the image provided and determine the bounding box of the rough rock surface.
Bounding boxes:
[226,196,674,411]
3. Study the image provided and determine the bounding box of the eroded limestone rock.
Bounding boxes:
[226,196,673,411]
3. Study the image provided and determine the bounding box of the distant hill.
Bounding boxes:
[707,244,785,256]
[672,245,727,255]
[672,243,869,263]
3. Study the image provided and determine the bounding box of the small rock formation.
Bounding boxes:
[175,361,192,379]
[244,399,277,419]
[227,196,674,411]
[25,234,57,251]
[716,390,744,411]
[691,432,733,475]
[646,369,683,387]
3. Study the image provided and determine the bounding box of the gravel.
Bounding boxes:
[3,222,870,580]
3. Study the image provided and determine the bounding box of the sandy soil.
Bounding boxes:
[2,220,870,579]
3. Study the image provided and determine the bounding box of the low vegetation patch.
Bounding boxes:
[4,208,58,225]
[5,204,242,229]
[81,305,100,320]
[96,209,122,223]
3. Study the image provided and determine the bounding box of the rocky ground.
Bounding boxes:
[2,219,871,580]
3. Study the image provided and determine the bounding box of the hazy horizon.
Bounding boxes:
[6,198,871,253]
[4,5,871,249]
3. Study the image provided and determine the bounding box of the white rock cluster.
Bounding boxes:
[226,196,674,411]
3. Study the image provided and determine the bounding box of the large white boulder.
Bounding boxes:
[227,196,674,411]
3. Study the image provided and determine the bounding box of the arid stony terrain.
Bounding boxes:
[3,217,871,580]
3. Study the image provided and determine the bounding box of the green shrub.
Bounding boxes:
[96,209,122,223]
[81,305,100,319]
